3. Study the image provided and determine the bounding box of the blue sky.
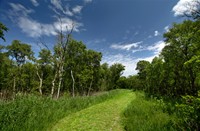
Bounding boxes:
[0,0,196,76]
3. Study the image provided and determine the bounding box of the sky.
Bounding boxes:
[0,0,198,76]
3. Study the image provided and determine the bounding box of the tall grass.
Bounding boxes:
[123,91,177,131]
[0,90,121,131]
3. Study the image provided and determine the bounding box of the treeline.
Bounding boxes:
[0,37,125,99]
[135,20,200,97]
[127,19,200,130]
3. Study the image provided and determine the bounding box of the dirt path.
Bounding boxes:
[50,90,135,131]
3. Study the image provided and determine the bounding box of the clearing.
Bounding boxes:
[50,90,135,131]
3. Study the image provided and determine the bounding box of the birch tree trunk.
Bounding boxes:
[71,70,75,97]
[51,72,57,98]
[36,66,43,95]
[57,64,63,99]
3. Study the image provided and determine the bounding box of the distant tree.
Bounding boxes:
[136,60,150,80]
[109,63,125,89]
[99,63,111,91]
[7,40,34,66]
[7,40,34,97]
[0,22,8,41]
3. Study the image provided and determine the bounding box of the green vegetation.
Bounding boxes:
[123,92,176,131]
[0,22,8,41]
[0,90,123,131]
[0,2,200,131]
[50,90,134,131]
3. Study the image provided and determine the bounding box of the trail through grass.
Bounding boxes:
[50,90,135,131]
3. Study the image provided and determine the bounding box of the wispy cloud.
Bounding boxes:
[172,0,200,17]
[132,41,166,55]
[147,41,165,55]
[50,0,63,11]
[50,0,75,16]
[110,41,142,51]
[8,3,82,38]
[30,0,39,7]
[9,3,34,17]
[154,30,160,36]
[72,5,83,14]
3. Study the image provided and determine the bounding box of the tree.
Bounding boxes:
[36,49,52,95]
[0,22,8,41]
[81,49,102,95]
[7,40,34,66]
[49,20,74,98]
[7,40,34,97]
[109,63,125,90]
[162,20,200,96]
[99,63,111,91]
[65,40,86,96]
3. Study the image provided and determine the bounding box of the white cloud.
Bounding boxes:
[8,3,82,38]
[30,0,39,7]
[132,41,166,55]
[110,41,142,51]
[50,0,74,16]
[53,18,82,32]
[103,41,166,76]
[18,17,81,38]
[18,17,56,37]
[154,30,160,36]
[50,0,63,11]
[172,0,200,16]
[147,41,166,55]
[72,6,83,14]
[9,3,34,17]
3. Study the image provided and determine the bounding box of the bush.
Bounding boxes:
[175,94,200,130]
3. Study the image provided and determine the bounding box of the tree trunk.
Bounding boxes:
[57,65,63,99]
[87,78,93,96]
[36,69,43,95]
[51,72,57,98]
[71,70,75,97]
[13,76,16,100]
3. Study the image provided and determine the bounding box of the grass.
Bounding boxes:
[123,91,176,131]
[50,89,135,131]
[0,89,123,131]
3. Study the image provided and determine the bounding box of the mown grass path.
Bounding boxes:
[50,90,135,131]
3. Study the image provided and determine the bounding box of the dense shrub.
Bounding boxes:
[175,94,200,130]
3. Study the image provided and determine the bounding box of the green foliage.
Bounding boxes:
[7,40,34,66]
[175,93,200,130]
[123,92,176,131]
[0,22,8,41]
[135,20,200,97]
[0,90,122,131]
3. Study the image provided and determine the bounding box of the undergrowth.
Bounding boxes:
[0,89,121,131]
[123,91,177,131]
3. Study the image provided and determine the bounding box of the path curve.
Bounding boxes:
[50,90,135,131]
